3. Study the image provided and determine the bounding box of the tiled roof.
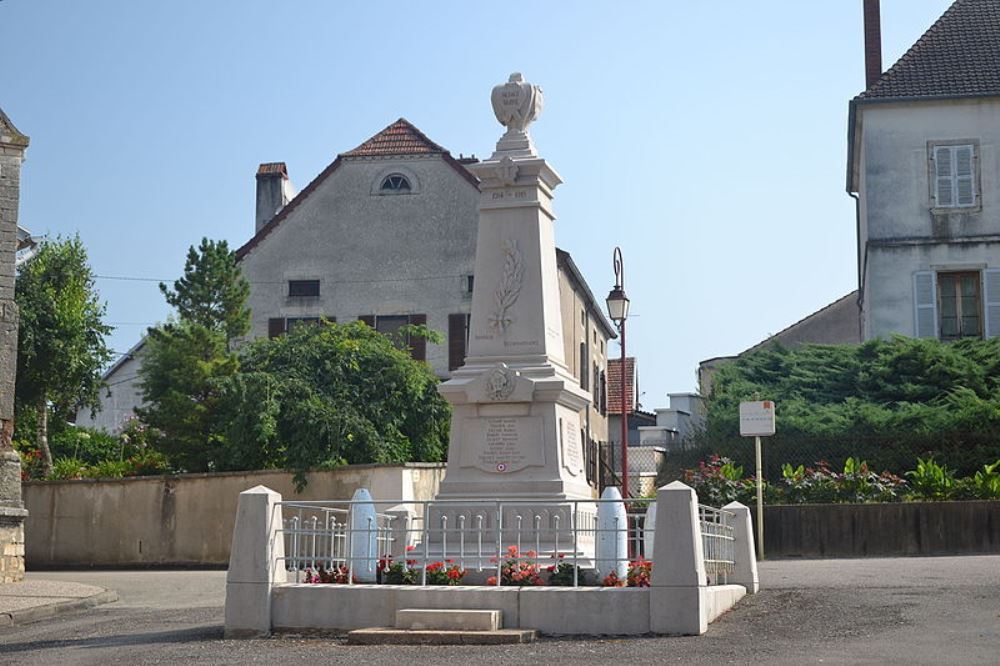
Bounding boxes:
[859,0,1000,100]
[257,162,288,177]
[607,357,637,415]
[342,118,447,157]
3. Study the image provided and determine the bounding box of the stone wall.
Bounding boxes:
[0,510,26,583]
[23,464,445,568]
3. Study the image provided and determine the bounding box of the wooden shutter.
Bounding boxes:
[268,318,286,338]
[913,271,937,338]
[956,145,975,206]
[984,270,1000,338]
[448,313,468,371]
[934,146,954,207]
[358,315,375,327]
[410,314,427,361]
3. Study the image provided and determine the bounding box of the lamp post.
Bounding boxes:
[606,247,630,504]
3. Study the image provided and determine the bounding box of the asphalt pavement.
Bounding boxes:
[0,556,996,665]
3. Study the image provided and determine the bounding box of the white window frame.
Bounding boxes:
[929,141,979,210]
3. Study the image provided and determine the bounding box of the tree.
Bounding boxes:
[15,236,113,474]
[215,320,450,487]
[138,238,249,471]
[158,238,250,343]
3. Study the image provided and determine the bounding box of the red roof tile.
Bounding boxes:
[342,118,447,157]
[607,357,637,415]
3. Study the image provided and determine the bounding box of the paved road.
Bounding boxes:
[0,556,997,665]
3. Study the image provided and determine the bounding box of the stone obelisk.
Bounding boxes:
[436,73,592,503]
[0,107,28,583]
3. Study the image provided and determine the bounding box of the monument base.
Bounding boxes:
[0,451,26,583]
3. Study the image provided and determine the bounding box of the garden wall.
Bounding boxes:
[756,501,1000,558]
[22,463,445,568]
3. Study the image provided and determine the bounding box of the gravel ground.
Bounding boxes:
[0,556,997,665]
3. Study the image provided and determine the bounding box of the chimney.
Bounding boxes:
[255,162,294,233]
[863,0,883,89]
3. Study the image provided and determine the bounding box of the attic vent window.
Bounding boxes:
[380,174,411,193]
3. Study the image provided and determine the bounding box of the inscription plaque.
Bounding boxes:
[461,416,544,474]
[561,417,584,476]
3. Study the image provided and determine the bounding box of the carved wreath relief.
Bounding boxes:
[489,239,523,335]
[485,363,516,401]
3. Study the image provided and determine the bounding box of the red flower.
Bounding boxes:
[507,545,519,558]
[447,568,462,580]
[405,545,416,552]
[546,565,556,572]
[486,576,498,586]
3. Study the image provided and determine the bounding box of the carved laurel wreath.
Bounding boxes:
[489,239,523,334]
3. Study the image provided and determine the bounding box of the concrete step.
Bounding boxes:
[346,628,537,646]
[397,608,502,631]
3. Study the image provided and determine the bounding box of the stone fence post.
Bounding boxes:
[649,481,708,635]
[722,501,759,593]
[224,485,286,637]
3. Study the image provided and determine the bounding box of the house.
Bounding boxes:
[696,0,1000,396]
[80,119,616,481]
[849,0,1000,342]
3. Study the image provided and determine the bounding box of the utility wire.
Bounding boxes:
[94,273,469,285]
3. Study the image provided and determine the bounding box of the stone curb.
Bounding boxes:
[0,588,118,627]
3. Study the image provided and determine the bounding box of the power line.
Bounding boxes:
[94,273,470,286]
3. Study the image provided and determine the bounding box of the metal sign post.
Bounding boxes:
[739,400,775,560]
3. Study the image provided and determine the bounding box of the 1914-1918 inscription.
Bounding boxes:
[461,416,544,474]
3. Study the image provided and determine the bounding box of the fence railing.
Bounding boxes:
[277,497,735,588]
[699,504,735,583]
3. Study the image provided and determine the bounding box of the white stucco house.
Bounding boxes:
[849,0,1000,342]
[79,119,615,484]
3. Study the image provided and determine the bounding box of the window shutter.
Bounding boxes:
[956,145,975,206]
[934,146,954,207]
[268,318,286,338]
[448,313,468,371]
[913,271,937,338]
[410,314,427,361]
[359,315,375,327]
[984,270,1000,338]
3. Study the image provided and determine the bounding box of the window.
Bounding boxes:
[288,279,320,298]
[286,316,322,332]
[380,174,411,193]
[268,315,330,338]
[466,275,475,294]
[360,314,428,360]
[931,143,977,208]
[579,342,589,391]
[914,269,1000,340]
[938,272,981,340]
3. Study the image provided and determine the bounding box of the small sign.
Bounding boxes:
[739,400,776,437]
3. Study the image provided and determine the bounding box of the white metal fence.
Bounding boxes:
[277,497,736,588]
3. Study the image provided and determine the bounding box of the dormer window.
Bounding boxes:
[380,174,411,193]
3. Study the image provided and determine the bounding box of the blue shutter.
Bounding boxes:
[913,271,937,338]
[984,269,1000,338]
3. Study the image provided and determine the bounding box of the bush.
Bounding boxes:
[905,458,956,501]
[48,458,87,480]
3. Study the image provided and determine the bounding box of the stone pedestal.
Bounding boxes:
[433,75,593,556]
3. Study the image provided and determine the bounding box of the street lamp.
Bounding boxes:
[606,247,630,504]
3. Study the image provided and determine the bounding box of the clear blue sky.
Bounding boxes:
[1,0,953,407]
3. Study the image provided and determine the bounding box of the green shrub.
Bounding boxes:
[971,460,1000,500]
[48,458,87,480]
[50,427,120,465]
[905,458,956,501]
[86,460,130,479]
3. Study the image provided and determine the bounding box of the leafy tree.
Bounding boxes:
[215,320,450,487]
[138,238,248,471]
[158,237,250,343]
[15,236,113,474]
